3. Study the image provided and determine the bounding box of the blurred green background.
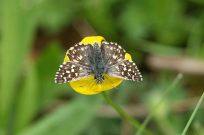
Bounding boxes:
[0,0,204,135]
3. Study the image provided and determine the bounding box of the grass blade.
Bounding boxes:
[181,91,204,135]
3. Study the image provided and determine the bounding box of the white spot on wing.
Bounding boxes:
[113,55,117,59]
[69,47,74,50]
[66,71,70,73]
[78,55,83,60]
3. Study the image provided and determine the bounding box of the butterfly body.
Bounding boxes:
[55,36,142,95]
[92,43,105,83]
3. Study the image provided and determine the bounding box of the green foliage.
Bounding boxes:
[0,0,37,129]
[18,96,101,135]
[35,0,79,33]
[36,42,69,108]
[15,61,38,132]
[119,0,186,45]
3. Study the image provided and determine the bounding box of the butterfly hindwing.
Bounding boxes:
[55,62,92,84]
[107,60,143,81]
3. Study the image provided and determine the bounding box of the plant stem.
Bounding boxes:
[101,92,154,135]
[181,91,204,135]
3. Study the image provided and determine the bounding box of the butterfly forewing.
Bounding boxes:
[101,42,126,67]
[101,41,142,81]
[67,43,94,67]
[55,62,92,84]
[107,60,143,81]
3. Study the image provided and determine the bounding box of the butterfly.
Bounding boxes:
[55,36,142,95]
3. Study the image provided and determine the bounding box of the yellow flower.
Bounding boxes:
[63,36,133,95]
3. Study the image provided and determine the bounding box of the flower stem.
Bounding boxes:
[101,92,154,135]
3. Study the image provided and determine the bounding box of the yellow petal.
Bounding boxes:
[69,75,123,95]
[125,53,132,61]
[63,54,69,62]
[80,36,105,46]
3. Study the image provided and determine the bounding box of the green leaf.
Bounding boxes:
[0,0,37,128]
[18,96,102,135]
[14,61,38,133]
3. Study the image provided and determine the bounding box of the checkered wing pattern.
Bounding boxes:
[55,43,94,84]
[55,62,92,84]
[101,41,126,67]
[67,43,94,67]
[107,60,143,81]
[102,42,142,81]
